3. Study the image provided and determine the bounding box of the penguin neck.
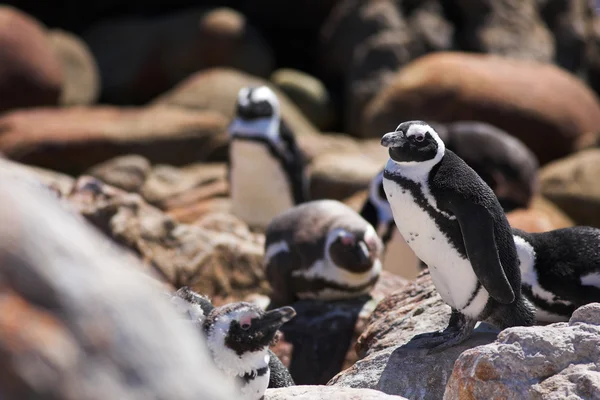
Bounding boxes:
[229,116,281,146]
[385,154,442,182]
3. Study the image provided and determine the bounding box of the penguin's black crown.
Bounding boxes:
[381,120,444,163]
[235,86,278,121]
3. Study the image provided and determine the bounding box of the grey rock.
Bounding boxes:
[0,175,236,400]
[265,385,409,399]
[86,154,151,193]
[445,303,600,399]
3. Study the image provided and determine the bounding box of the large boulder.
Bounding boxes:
[0,105,228,175]
[506,196,575,233]
[82,7,274,104]
[0,174,236,400]
[328,271,499,399]
[152,68,319,137]
[445,303,600,399]
[361,52,600,165]
[539,148,600,228]
[0,6,63,112]
[265,386,409,400]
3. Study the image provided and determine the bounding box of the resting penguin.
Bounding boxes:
[264,199,383,309]
[512,227,600,323]
[359,169,423,279]
[380,120,535,352]
[168,287,296,398]
[228,85,309,230]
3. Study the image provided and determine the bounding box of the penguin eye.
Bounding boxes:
[414,133,425,142]
[240,322,251,330]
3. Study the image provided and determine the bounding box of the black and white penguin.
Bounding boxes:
[512,227,600,323]
[228,85,309,230]
[380,120,535,352]
[359,169,423,279]
[169,287,296,398]
[264,199,383,309]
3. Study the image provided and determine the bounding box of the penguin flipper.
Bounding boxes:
[265,251,296,310]
[449,201,515,304]
[267,349,295,388]
[279,120,310,204]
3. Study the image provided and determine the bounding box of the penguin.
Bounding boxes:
[380,120,535,353]
[227,85,309,230]
[359,169,423,280]
[264,199,383,309]
[168,287,296,398]
[512,227,600,323]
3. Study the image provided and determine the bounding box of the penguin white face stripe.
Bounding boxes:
[581,272,600,287]
[264,240,290,265]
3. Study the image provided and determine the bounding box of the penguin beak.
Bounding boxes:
[256,306,296,331]
[381,131,406,148]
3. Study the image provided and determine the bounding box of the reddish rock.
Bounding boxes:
[0,105,228,175]
[361,52,600,165]
[0,6,63,112]
[507,196,575,233]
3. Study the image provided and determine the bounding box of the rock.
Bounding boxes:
[0,105,228,175]
[450,0,554,63]
[65,176,269,306]
[167,196,231,225]
[281,271,407,386]
[0,6,63,112]
[48,29,100,106]
[403,0,454,53]
[328,271,499,399]
[296,133,362,163]
[445,303,600,399]
[507,196,575,233]
[539,148,600,228]
[0,174,236,400]
[362,52,600,165]
[265,385,409,399]
[308,151,383,201]
[153,68,319,137]
[86,154,151,193]
[82,7,274,105]
[271,68,336,130]
[587,15,600,95]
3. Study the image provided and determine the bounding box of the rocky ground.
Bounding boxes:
[0,1,600,399]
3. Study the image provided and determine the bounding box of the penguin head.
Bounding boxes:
[229,85,281,142]
[326,225,383,273]
[204,302,296,372]
[381,121,446,165]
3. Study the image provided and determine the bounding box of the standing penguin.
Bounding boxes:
[380,120,535,352]
[359,169,423,279]
[512,227,600,323]
[264,199,383,309]
[228,85,309,230]
[168,287,296,398]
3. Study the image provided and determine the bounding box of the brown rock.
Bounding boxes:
[167,197,231,225]
[450,0,554,63]
[153,68,319,137]
[403,0,454,53]
[539,148,600,228]
[0,6,63,112]
[507,195,575,233]
[362,52,600,164]
[82,7,274,105]
[86,154,151,193]
[0,174,236,400]
[65,176,269,305]
[48,29,100,106]
[265,386,409,400]
[0,105,229,175]
[297,133,362,163]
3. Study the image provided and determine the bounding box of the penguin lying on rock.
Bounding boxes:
[513,227,600,323]
[264,199,383,309]
[168,287,296,399]
[380,120,535,353]
[228,85,309,230]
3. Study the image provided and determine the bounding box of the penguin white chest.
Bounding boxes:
[238,369,270,400]
[230,140,295,229]
[382,176,488,318]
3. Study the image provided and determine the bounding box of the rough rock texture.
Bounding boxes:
[328,271,499,400]
[404,0,454,54]
[153,67,319,137]
[0,105,228,175]
[48,29,100,106]
[449,0,555,63]
[539,149,600,228]
[445,303,600,400]
[86,155,152,193]
[281,271,407,386]
[265,386,409,400]
[506,196,575,233]
[0,175,236,400]
[270,68,336,131]
[0,6,63,112]
[362,52,600,164]
[65,175,268,305]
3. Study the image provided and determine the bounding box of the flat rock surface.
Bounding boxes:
[265,385,409,400]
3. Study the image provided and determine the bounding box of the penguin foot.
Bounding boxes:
[406,311,477,354]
